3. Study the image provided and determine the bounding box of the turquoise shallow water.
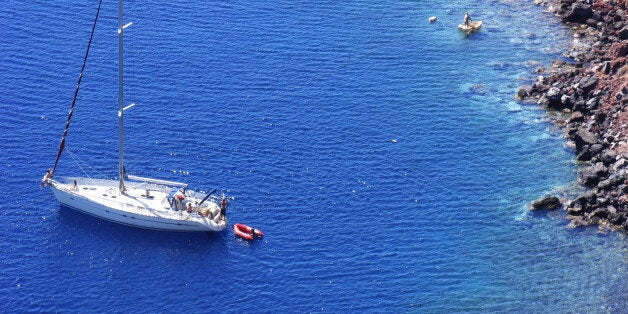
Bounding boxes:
[1,0,626,311]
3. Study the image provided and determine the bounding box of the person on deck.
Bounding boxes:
[220,197,228,219]
[173,193,185,211]
[41,169,52,187]
[464,12,471,26]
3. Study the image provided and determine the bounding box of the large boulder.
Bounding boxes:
[531,195,562,210]
[517,86,530,99]
[545,86,565,108]
[602,61,612,74]
[580,163,609,186]
[577,146,594,161]
[561,94,573,107]
[597,178,613,191]
[619,26,628,40]
[610,211,626,226]
[607,169,628,186]
[600,149,617,166]
[611,157,628,172]
[561,3,593,23]
[585,97,599,111]
[572,100,587,112]
[592,207,611,219]
[569,111,585,123]
[566,197,586,216]
[577,76,599,94]
[566,193,596,216]
[573,128,598,151]
[576,144,603,162]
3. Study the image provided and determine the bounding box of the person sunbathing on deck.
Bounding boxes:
[41,169,52,187]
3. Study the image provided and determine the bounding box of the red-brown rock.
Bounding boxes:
[607,41,628,58]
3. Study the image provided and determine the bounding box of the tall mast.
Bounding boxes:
[117,0,126,193]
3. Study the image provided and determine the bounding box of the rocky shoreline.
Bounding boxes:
[522,0,628,232]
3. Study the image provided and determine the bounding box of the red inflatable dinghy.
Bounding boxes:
[233,223,263,241]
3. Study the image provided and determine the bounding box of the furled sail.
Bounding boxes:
[51,0,104,176]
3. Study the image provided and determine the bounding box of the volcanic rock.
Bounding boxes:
[619,26,628,40]
[531,195,562,210]
[561,3,593,23]
[522,0,628,232]
[579,163,608,187]
[573,128,597,150]
[577,76,599,94]
[608,41,628,58]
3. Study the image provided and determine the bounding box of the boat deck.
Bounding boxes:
[51,177,225,230]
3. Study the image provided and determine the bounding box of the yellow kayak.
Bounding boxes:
[458,20,482,33]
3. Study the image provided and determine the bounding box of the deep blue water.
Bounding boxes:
[1,0,627,312]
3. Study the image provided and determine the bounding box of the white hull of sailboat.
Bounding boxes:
[49,178,227,232]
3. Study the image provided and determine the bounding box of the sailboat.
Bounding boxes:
[44,0,228,232]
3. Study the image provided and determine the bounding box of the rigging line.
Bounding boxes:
[65,147,109,179]
[64,147,92,179]
[51,0,104,177]
[65,147,111,180]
